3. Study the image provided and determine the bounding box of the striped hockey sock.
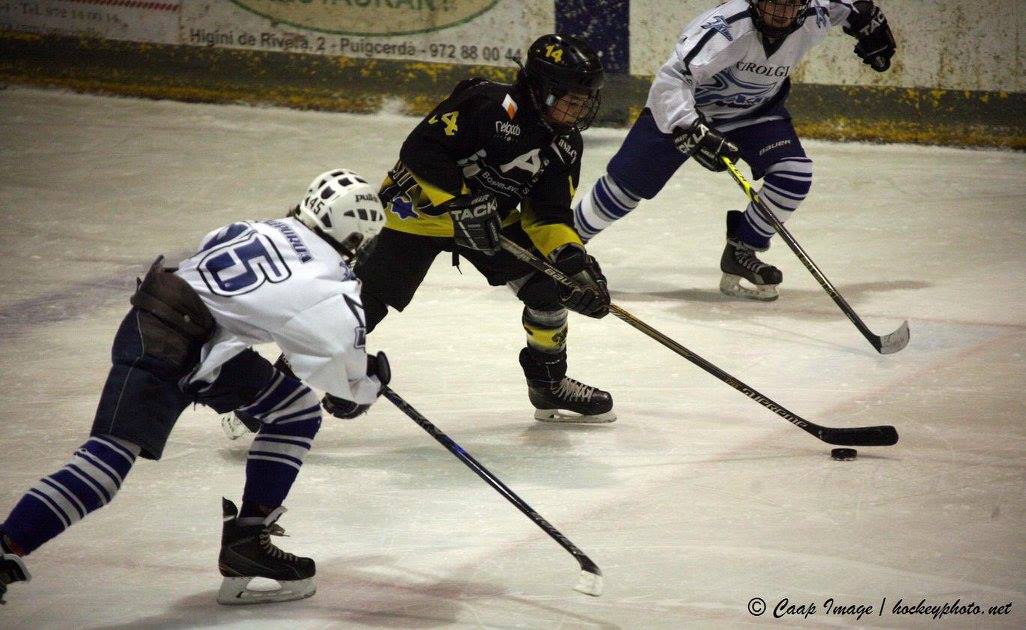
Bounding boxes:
[739,157,813,248]
[237,373,322,513]
[0,436,139,554]
[574,174,642,242]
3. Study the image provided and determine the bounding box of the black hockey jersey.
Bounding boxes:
[381,78,584,257]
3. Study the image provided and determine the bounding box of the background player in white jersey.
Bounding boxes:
[574,0,896,300]
[0,169,388,605]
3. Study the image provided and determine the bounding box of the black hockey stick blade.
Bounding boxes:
[872,320,910,355]
[821,425,899,447]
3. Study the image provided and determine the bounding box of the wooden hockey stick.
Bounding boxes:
[723,157,910,354]
[500,236,898,447]
[382,386,603,596]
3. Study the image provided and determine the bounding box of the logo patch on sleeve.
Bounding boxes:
[502,94,518,120]
[700,15,734,41]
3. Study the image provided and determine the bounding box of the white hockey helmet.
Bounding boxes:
[297,169,385,258]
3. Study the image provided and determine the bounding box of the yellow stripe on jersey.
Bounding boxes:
[417,175,458,207]
[519,199,583,257]
[383,171,461,237]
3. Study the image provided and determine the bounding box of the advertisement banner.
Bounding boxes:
[0,0,182,44]
[180,1,554,66]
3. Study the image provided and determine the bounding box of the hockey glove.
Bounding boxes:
[554,245,610,319]
[322,351,391,420]
[444,193,502,255]
[844,1,896,72]
[673,118,741,172]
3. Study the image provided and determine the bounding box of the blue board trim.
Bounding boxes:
[555,0,629,74]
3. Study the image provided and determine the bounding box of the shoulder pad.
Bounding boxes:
[450,77,490,98]
[440,78,512,113]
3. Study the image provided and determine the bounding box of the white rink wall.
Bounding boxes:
[632,1,1025,91]
[3,0,1023,91]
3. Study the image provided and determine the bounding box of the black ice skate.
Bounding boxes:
[520,348,615,423]
[217,498,315,605]
[719,210,783,301]
[0,535,31,605]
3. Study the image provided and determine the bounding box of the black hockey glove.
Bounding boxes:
[322,351,391,420]
[844,1,896,72]
[673,118,741,172]
[443,193,501,255]
[554,245,610,319]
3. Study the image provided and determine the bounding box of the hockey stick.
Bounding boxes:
[500,236,898,447]
[722,157,909,355]
[381,386,603,596]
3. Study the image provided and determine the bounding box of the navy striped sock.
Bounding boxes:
[742,157,813,248]
[0,436,138,554]
[238,376,321,510]
[574,173,642,242]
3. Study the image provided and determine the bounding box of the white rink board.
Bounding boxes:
[630,0,1026,91]
[0,0,182,44]
[178,0,553,64]
[0,87,1024,628]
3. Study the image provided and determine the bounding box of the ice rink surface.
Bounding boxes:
[1,87,1024,628]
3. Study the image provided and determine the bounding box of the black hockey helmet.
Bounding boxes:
[516,33,604,132]
[748,0,811,39]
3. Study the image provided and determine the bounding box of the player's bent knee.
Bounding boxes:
[191,349,276,414]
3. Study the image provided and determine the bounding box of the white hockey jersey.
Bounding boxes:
[646,0,859,134]
[175,217,381,405]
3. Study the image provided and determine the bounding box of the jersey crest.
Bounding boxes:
[700,15,734,41]
[501,93,518,120]
[389,196,418,219]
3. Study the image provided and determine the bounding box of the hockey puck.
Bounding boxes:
[831,448,857,461]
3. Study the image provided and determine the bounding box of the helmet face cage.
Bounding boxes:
[535,78,602,132]
[521,34,604,133]
[749,0,811,39]
[298,169,385,260]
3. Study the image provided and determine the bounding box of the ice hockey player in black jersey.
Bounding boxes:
[355,33,615,423]
[573,0,896,301]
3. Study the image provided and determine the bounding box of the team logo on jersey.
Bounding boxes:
[388,196,418,220]
[554,137,578,164]
[495,120,521,141]
[734,61,792,77]
[502,94,518,120]
[700,15,734,41]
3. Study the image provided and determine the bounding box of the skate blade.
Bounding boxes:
[217,576,315,605]
[534,409,617,423]
[719,273,779,302]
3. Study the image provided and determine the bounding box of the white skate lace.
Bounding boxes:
[259,530,297,562]
[734,244,767,273]
[554,378,596,402]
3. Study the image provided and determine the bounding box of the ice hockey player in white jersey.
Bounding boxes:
[0,169,387,606]
[574,0,896,300]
